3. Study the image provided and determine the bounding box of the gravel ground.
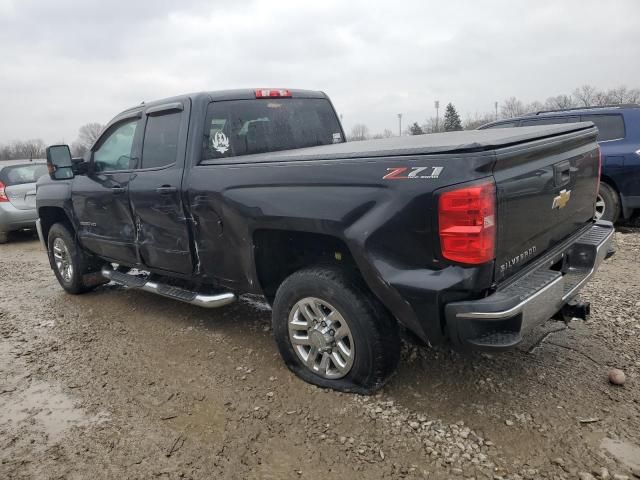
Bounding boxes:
[0,227,639,480]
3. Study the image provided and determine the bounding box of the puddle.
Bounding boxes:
[0,380,105,441]
[601,437,640,472]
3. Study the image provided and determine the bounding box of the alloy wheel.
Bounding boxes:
[288,297,355,379]
[53,237,73,283]
[595,193,606,220]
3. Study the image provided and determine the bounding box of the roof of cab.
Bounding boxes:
[116,89,328,118]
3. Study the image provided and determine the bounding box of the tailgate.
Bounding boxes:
[493,125,600,282]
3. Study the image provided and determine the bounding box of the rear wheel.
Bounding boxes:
[47,223,102,294]
[595,182,620,223]
[272,266,400,394]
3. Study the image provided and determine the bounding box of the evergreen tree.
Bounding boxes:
[443,103,462,131]
[408,122,424,135]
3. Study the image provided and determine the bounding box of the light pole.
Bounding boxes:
[397,113,402,136]
[494,101,498,121]
[434,100,440,132]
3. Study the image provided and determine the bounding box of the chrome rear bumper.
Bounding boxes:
[445,221,615,349]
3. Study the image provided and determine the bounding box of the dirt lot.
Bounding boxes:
[1,227,639,480]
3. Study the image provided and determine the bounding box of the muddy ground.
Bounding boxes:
[1,227,639,480]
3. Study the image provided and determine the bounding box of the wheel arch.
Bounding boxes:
[252,229,363,304]
[38,206,74,243]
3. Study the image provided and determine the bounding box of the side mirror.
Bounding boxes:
[46,145,74,180]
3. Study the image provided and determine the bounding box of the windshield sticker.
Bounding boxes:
[332,132,342,143]
[383,166,443,180]
[212,131,230,154]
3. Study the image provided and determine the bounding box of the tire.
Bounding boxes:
[595,182,620,223]
[272,266,400,394]
[0,232,8,244]
[47,222,101,294]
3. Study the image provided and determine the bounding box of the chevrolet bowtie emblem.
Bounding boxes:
[552,189,572,209]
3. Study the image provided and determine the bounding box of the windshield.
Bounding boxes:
[201,98,343,161]
[0,163,48,186]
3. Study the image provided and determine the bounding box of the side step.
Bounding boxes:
[101,268,236,309]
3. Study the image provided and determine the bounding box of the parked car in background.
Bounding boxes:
[478,104,640,222]
[0,160,48,243]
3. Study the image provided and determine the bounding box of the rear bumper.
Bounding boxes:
[0,203,38,232]
[445,221,615,349]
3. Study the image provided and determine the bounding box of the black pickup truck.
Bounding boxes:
[38,88,614,393]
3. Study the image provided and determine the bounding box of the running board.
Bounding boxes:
[101,268,236,308]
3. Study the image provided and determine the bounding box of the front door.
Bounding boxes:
[72,116,141,265]
[128,101,193,274]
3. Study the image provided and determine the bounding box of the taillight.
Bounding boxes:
[0,181,8,202]
[255,89,292,98]
[438,181,496,264]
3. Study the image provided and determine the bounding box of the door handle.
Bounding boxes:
[156,185,177,195]
[112,186,126,195]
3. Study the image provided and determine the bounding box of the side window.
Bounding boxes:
[580,114,625,141]
[93,119,139,172]
[520,117,568,126]
[141,112,182,169]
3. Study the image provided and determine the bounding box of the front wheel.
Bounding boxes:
[47,223,102,294]
[272,266,400,394]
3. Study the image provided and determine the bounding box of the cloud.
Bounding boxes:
[0,0,638,143]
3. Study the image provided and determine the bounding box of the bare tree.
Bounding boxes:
[592,91,611,106]
[0,144,12,160]
[626,88,640,103]
[524,101,545,114]
[382,129,393,138]
[606,86,629,104]
[422,117,444,134]
[544,94,575,110]
[23,139,46,159]
[500,97,526,118]
[463,113,496,130]
[77,123,104,150]
[349,124,369,141]
[573,85,598,107]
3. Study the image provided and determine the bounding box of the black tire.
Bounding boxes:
[596,182,620,223]
[272,266,400,394]
[47,222,101,294]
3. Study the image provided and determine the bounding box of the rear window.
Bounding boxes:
[0,164,48,186]
[201,98,343,161]
[142,111,181,169]
[580,114,625,141]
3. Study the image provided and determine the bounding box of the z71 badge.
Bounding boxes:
[383,166,444,180]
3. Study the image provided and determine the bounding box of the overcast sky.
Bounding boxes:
[0,0,639,144]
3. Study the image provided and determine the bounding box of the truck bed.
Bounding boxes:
[202,123,595,164]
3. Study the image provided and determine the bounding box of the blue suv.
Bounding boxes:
[479,105,640,222]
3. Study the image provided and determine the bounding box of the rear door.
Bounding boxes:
[128,100,193,274]
[492,125,600,282]
[1,164,48,210]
